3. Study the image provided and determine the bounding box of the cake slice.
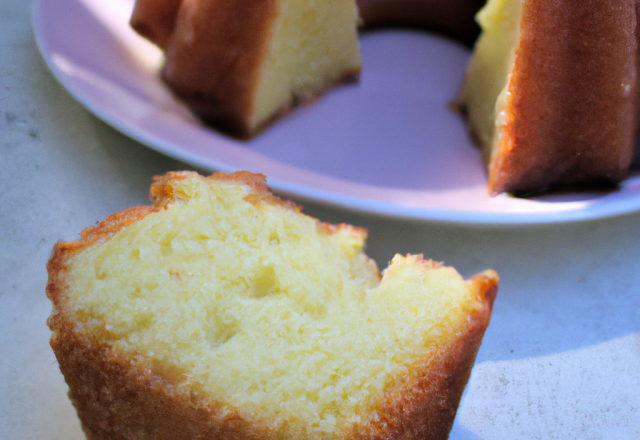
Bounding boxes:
[458,0,639,195]
[47,171,498,440]
[131,0,362,138]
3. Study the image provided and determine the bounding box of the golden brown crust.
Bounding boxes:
[49,254,495,440]
[488,0,639,195]
[46,172,290,274]
[47,172,497,440]
[131,0,640,193]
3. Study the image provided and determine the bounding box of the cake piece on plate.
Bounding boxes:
[131,0,362,138]
[458,0,639,195]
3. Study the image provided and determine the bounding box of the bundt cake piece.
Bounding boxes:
[131,0,362,138]
[47,171,498,440]
[458,0,639,195]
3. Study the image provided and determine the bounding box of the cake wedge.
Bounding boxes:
[47,171,498,440]
[458,0,639,195]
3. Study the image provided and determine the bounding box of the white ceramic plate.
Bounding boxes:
[33,0,640,225]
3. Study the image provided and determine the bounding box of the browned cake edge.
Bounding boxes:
[47,171,497,440]
[487,0,639,195]
[130,0,182,50]
[154,0,280,139]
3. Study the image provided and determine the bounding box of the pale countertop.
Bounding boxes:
[2,1,640,439]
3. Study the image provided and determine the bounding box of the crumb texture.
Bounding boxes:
[50,172,490,439]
